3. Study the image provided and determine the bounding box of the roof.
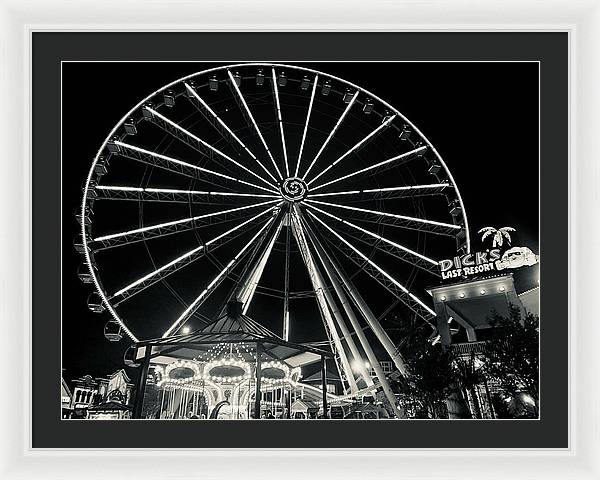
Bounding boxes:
[302,369,342,383]
[133,302,333,368]
[291,399,319,411]
[108,369,131,384]
[61,378,72,401]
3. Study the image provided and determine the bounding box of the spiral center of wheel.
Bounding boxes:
[280,177,308,202]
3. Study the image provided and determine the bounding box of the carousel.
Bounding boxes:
[126,300,338,419]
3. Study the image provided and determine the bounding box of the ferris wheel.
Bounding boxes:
[76,63,470,399]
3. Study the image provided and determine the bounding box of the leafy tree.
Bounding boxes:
[400,330,457,418]
[483,308,539,416]
[454,351,486,418]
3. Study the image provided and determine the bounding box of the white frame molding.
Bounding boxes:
[0,0,596,478]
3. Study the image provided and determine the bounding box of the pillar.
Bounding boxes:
[321,355,328,419]
[133,345,151,419]
[254,343,262,419]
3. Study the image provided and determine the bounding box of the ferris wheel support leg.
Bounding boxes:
[282,214,291,341]
[302,225,373,388]
[304,223,403,418]
[305,219,408,377]
[291,208,359,394]
[301,228,374,389]
[317,267,371,386]
[334,261,407,376]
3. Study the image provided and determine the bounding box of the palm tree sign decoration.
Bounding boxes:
[478,227,516,247]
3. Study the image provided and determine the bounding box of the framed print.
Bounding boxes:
[1,0,597,478]
[58,57,549,437]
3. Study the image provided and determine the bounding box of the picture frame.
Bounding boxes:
[0,0,595,477]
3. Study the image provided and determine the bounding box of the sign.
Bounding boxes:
[439,246,539,280]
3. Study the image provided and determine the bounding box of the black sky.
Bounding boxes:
[62,61,539,383]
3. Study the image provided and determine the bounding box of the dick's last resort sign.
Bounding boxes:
[439,227,539,280]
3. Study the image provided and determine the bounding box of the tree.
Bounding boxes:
[482,308,539,417]
[400,331,457,418]
[454,351,486,418]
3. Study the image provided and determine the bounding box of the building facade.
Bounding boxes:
[68,369,135,419]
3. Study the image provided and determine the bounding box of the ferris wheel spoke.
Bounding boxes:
[306,199,461,236]
[94,185,279,204]
[306,204,440,275]
[162,213,279,337]
[306,115,396,186]
[294,74,318,178]
[309,145,428,192]
[307,183,450,202]
[227,70,283,181]
[307,210,436,323]
[301,90,359,181]
[91,199,279,250]
[109,205,279,304]
[110,141,279,195]
[142,106,278,190]
[270,68,290,177]
[183,83,279,188]
[235,217,285,315]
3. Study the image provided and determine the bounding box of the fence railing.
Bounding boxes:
[451,341,488,356]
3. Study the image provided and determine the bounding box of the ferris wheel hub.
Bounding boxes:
[280,177,308,203]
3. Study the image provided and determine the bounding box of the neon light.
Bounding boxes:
[163,217,276,337]
[184,83,279,185]
[114,141,278,194]
[294,74,318,177]
[111,206,278,297]
[307,115,396,186]
[271,69,290,177]
[302,91,358,180]
[227,70,283,180]
[96,185,144,192]
[310,145,428,192]
[96,185,278,198]
[307,183,449,198]
[240,220,284,314]
[307,204,438,265]
[308,211,435,316]
[94,199,278,242]
[144,106,277,189]
[305,199,460,230]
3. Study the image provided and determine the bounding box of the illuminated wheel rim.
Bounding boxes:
[78,63,470,368]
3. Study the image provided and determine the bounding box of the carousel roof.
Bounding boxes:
[132,301,333,368]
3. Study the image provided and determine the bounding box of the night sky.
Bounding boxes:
[62,62,539,383]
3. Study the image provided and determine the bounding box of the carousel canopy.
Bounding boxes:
[131,301,332,369]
